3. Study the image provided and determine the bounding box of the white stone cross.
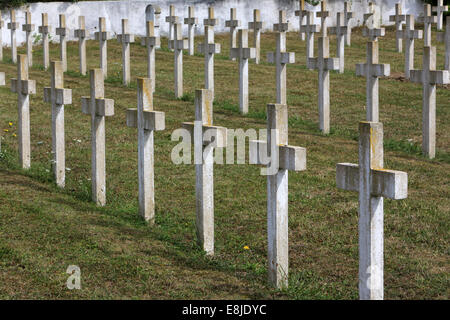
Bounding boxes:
[225,8,241,61]
[418,4,438,47]
[329,12,348,73]
[295,0,307,41]
[249,9,264,64]
[143,21,160,93]
[356,41,390,122]
[126,78,165,223]
[362,3,385,42]
[43,61,72,188]
[181,89,227,255]
[432,0,448,31]
[74,16,88,75]
[168,23,188,98]
[0,11,4,61]
[316,0,329,37]
[184,6,198,56]
[249,103,307,289]
[94,17,110,79]
[397,15,422,79]
[336,121,408,300]
[197,22,221,99]
[343,1,353,46]
[81,69,115,206]
[267,10,295,105]
[7,10,19,64]
[203,7,218,27]
[410,46,450,159]
[117,19,135,86]
[56,14,68,72]
[38,13,51,70]
[165,4,179,50]
[22,10,35,67]
[389,3,406,53]
[143,4,161,47]
[302,11,320,69]
[230,29,256,114]
[308,36,339,134]
[437,16,450,72]
[11,54,36,169]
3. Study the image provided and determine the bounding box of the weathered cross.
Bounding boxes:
[43,61,72,188]
[432,0,448,31]
[249,103,307,289]
[397,15,422,79]
[356,41,390,122]
[437,16,449,71]
[248,9,264,64]
[225,8,241,61]
[389,3,406,53]
[295,0,307,41]
[94,17,110,78]
[418,4,437,47]
[165,4,179,50]
[7,10,19,64]
[0,11,4,61]
[329,12,348,73]
[117,19,135,86]
[184,6,198,56]
[55,14,68,72]
[22,10,35,67]
[11,54,36,169]
[230,29,256,114]
[203,7,218,27]
[343,1,353,46]
[81,69,115,206]
[362,3,385,41]
[143,21,160,93]
[410,46,450,159]
[38,13,51,70]
[126,78,165,223]
[316,0,329,37]
[168,23,188,98]
[267,10,295,105]
[181,89,227,255]
[302,11,320,68]
[74,16,87,75]
[336,121,408,300]
[141,5,161,47]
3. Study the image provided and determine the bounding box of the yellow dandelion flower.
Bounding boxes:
[8,122,12,126]
[243,245,250,250]
[12,133,17,137]
[3,129,8,132]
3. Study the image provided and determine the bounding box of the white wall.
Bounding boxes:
[0,0,425,46]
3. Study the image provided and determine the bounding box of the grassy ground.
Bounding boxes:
[0,25,448,299]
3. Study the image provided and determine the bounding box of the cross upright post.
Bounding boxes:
[168,23,188,98]
[38,13,51,70]
[74,16,88,76]
[94,17,110,79]
[248,9,264,64]
[389,3,406,53]
[165,5,179,51]
[336,121,408,300]
[316,0,329,37]
[117,19,135,86]
[43,61,72,188]
[437,16,450,71]
[81,69,115,206]
[22,10,35,67]
[302,11,320,69]
[329,12,348,73]
[418,4,437,47]
[226,8,241,61]
[184,6,198,56]
[143,21,160,93]
[267,10,295,105]
[432,0,448,31]
[126,78,165,223]
[11,54,36,168]
[203,7,218,27]
[0,11,4,61]
[398,15,422,79]
[7,10,19,64]
[56,14,68,72]
[343,1,354,46]
[410,46,450,159]
[295,0,307,41]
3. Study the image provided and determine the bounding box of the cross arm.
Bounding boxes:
[39,25,51,34]
[165,16,180,24]
[7,22,20,30]
[117,34,135,44]
[329,26,348,35]
[56,27,68,36]
[197,43,221,55]
[356,63,390,78]
[363,27,385,39]
[389,15,406,22]
[249,21,264,29]
[184,17,198,25]
[267,52,295,64]
[307,57,318,70]
[95,31,110,41]
[81,97,115,116]
[430,70,450,85]
[181,122,227,148]
[432,4,449,11]
[145,36,160,47]
[325,58,340,71]
[168,39,189,50]
[303,25,320,33]
[397,29,422,40]
[273,22,290,33]
[11,79,36,95]
[225,20,240,28]
[74,29,88,38]
[417,16,438,24]
[22,24,35,32]
[203,18,218,26]
[316,11,330,18]
[126,109,165,131]
[44,87,72,105]
[249,139,307,171]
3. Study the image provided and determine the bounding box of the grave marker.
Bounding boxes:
[74,16,87,75]
[143,21,160,93]
[143,4,161,47]
[302,11,320,69]
[418,4,437,47]
[249,9,264,64]
[329,12,348,73]
[168,23,188,98]
[94,17,110,78]
[184,6,198,56]
[295,0,307,41]
[38,13,51,70]
[398,15,422,79]
[226,8,241,61]
[344,1,353,46]
[7,10,19,64]
[22,10,35,67]
[316,0,329,37]
[437,16,449,71]
[0,11,4,61]
[203,7,218,27]
[389,3,405,53]
[117,19,135,86]
[56,14,68,72]
[432,0,448,31]
[165,5,179,50]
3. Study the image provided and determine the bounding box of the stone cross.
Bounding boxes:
[433,0,448,31]
[225,8,241,61]
[398,15,422,79]
[230,29,256,114]
[56,14,68,72]
[363,2,376,27]
[389,3,405,53]
[143,4,161,47]
[197,22,221,99]
[38,13,51,70]
[302,11,320,69]
[181,89,227,255]
[74,16,87,75]
[126,78,165,223]
[0,11,4,61]
[81,69,115,206]
[316,0,329,37]
[22,10,35,67]
[329,12,348,73]
[437,16,449,72]
[308,36,339,134]
[295,0,307,41]
[184,6,197,56]
[168,23,188,98]
[248,9,264,64]
[143,21,160,93]
[0,71,4,86]
[410,46,450,159]
[267,11,295,105]
[362,3,385,41]
[11,55,36,169]
[165,5,179,50]
[7,10,19,64]
[418,4,437,47]
[336,121,408,300]
[203,7,218,27]
[94,17,110,78]
[249,103,307,289]
[343,1,353,46]
[43,61,72,188]
[356,41,390,122]
[117,19,135,86]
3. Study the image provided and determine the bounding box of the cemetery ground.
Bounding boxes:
[0,25,448,299]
